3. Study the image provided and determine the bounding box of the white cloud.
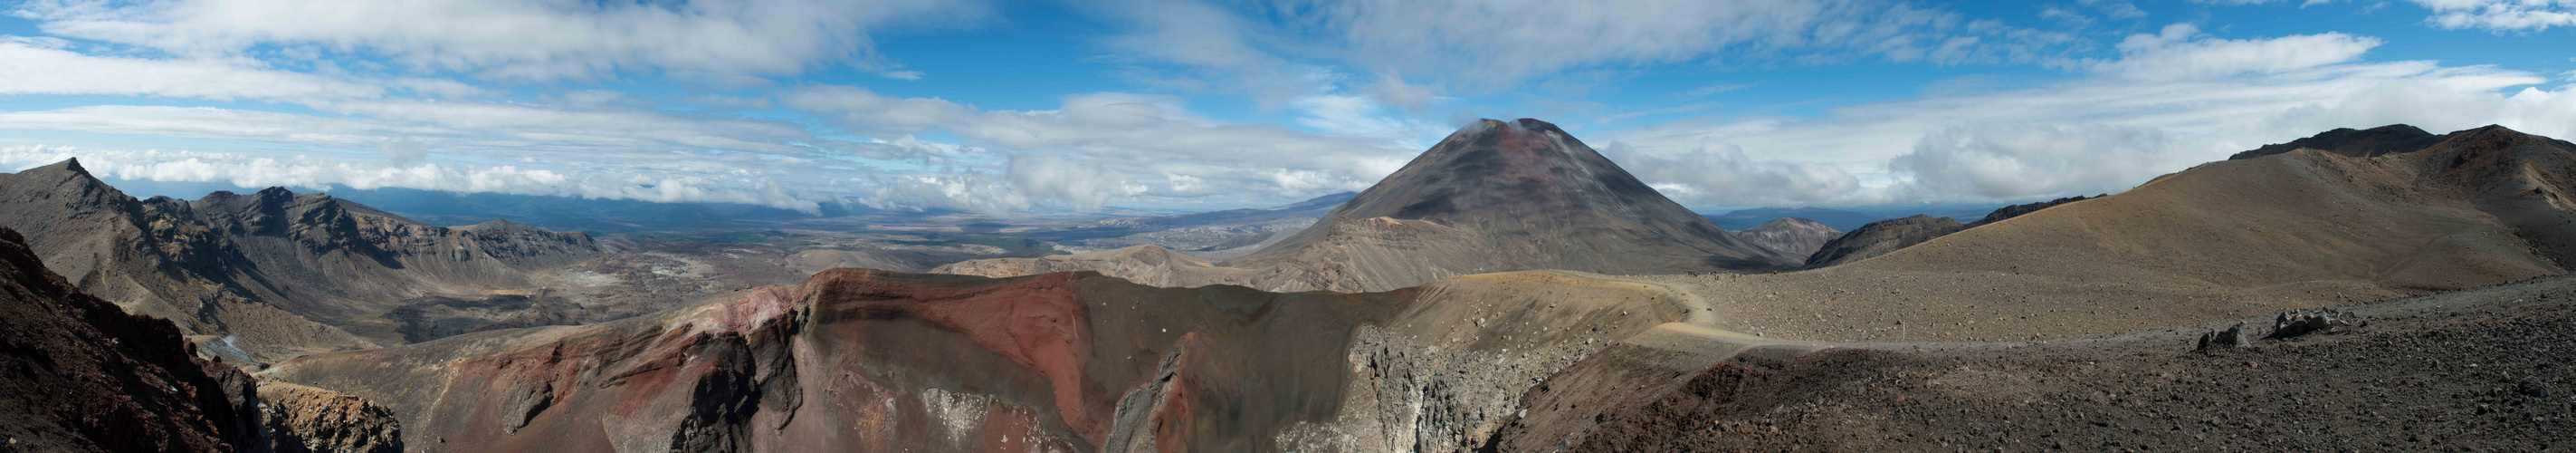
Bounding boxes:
[781,85,975,135]
[1168,0,2084,91]
[0,144,828,212]
[2088,24,2380,80]
[787,86,1418,205]
[1605,142,1875,206]
[2412,0,2576,31]
[377,138,427,165]
[11,0,991,81]
[1364,72,1442,110]
[2085,0,2149,19]
[1890,124,2178,199]
[1007,156,1147,211]
[0,35,391,101]
[0,103,818,159]
[0,105,454,148]
[850,170,1029,215]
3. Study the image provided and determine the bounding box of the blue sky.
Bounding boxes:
[2,0,2571,215]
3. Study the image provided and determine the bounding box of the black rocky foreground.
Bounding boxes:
[1515,274,2576,452]
[0,226,265,452]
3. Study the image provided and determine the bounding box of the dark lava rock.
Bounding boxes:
[0,226,265,452]
[2267,309,2363,339]
[1968,194,2103,227]
[2228,124,2448,160]
[2197,323,2254,352]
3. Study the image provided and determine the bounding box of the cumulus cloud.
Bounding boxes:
[11,0,991,81]
[1890,124,2178,199]
[1007,156,1147,211]
[1604,142,1875,206]
[787,86,1417,205]
[848,170,1029,216]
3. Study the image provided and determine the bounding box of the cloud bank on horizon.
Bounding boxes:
[1,0,2571,215]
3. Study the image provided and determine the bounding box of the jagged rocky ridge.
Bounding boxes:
[0,159,607,364]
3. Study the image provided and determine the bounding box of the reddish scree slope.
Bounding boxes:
[262,269,1413,452]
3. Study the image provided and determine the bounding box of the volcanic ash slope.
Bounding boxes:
[937,118,1796,293]
[1645,124,2574,343]
[1501,274,2576,451]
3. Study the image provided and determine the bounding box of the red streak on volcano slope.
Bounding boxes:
[806,269,1107,441]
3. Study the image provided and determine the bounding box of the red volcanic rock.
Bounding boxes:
[264,268,1408,452]
[819,271,1105,439]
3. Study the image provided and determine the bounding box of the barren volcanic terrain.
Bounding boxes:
[1500,274,2576,452]
[6,122,2572,453]
[0,160,819,365]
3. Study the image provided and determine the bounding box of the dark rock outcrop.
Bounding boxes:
[258,381,402,453]
[2228,124,2448,160]
[0,159,610,363]
[1967,194,2101,227]
[1801,215,1966,269]
[2266,309,2362,340]
[2196,323,2252,352]
[0,226,265,452]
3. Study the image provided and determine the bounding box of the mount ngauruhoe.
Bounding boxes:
[937,118,1797,292]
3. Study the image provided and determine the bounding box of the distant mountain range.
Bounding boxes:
[103,179,874,233]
